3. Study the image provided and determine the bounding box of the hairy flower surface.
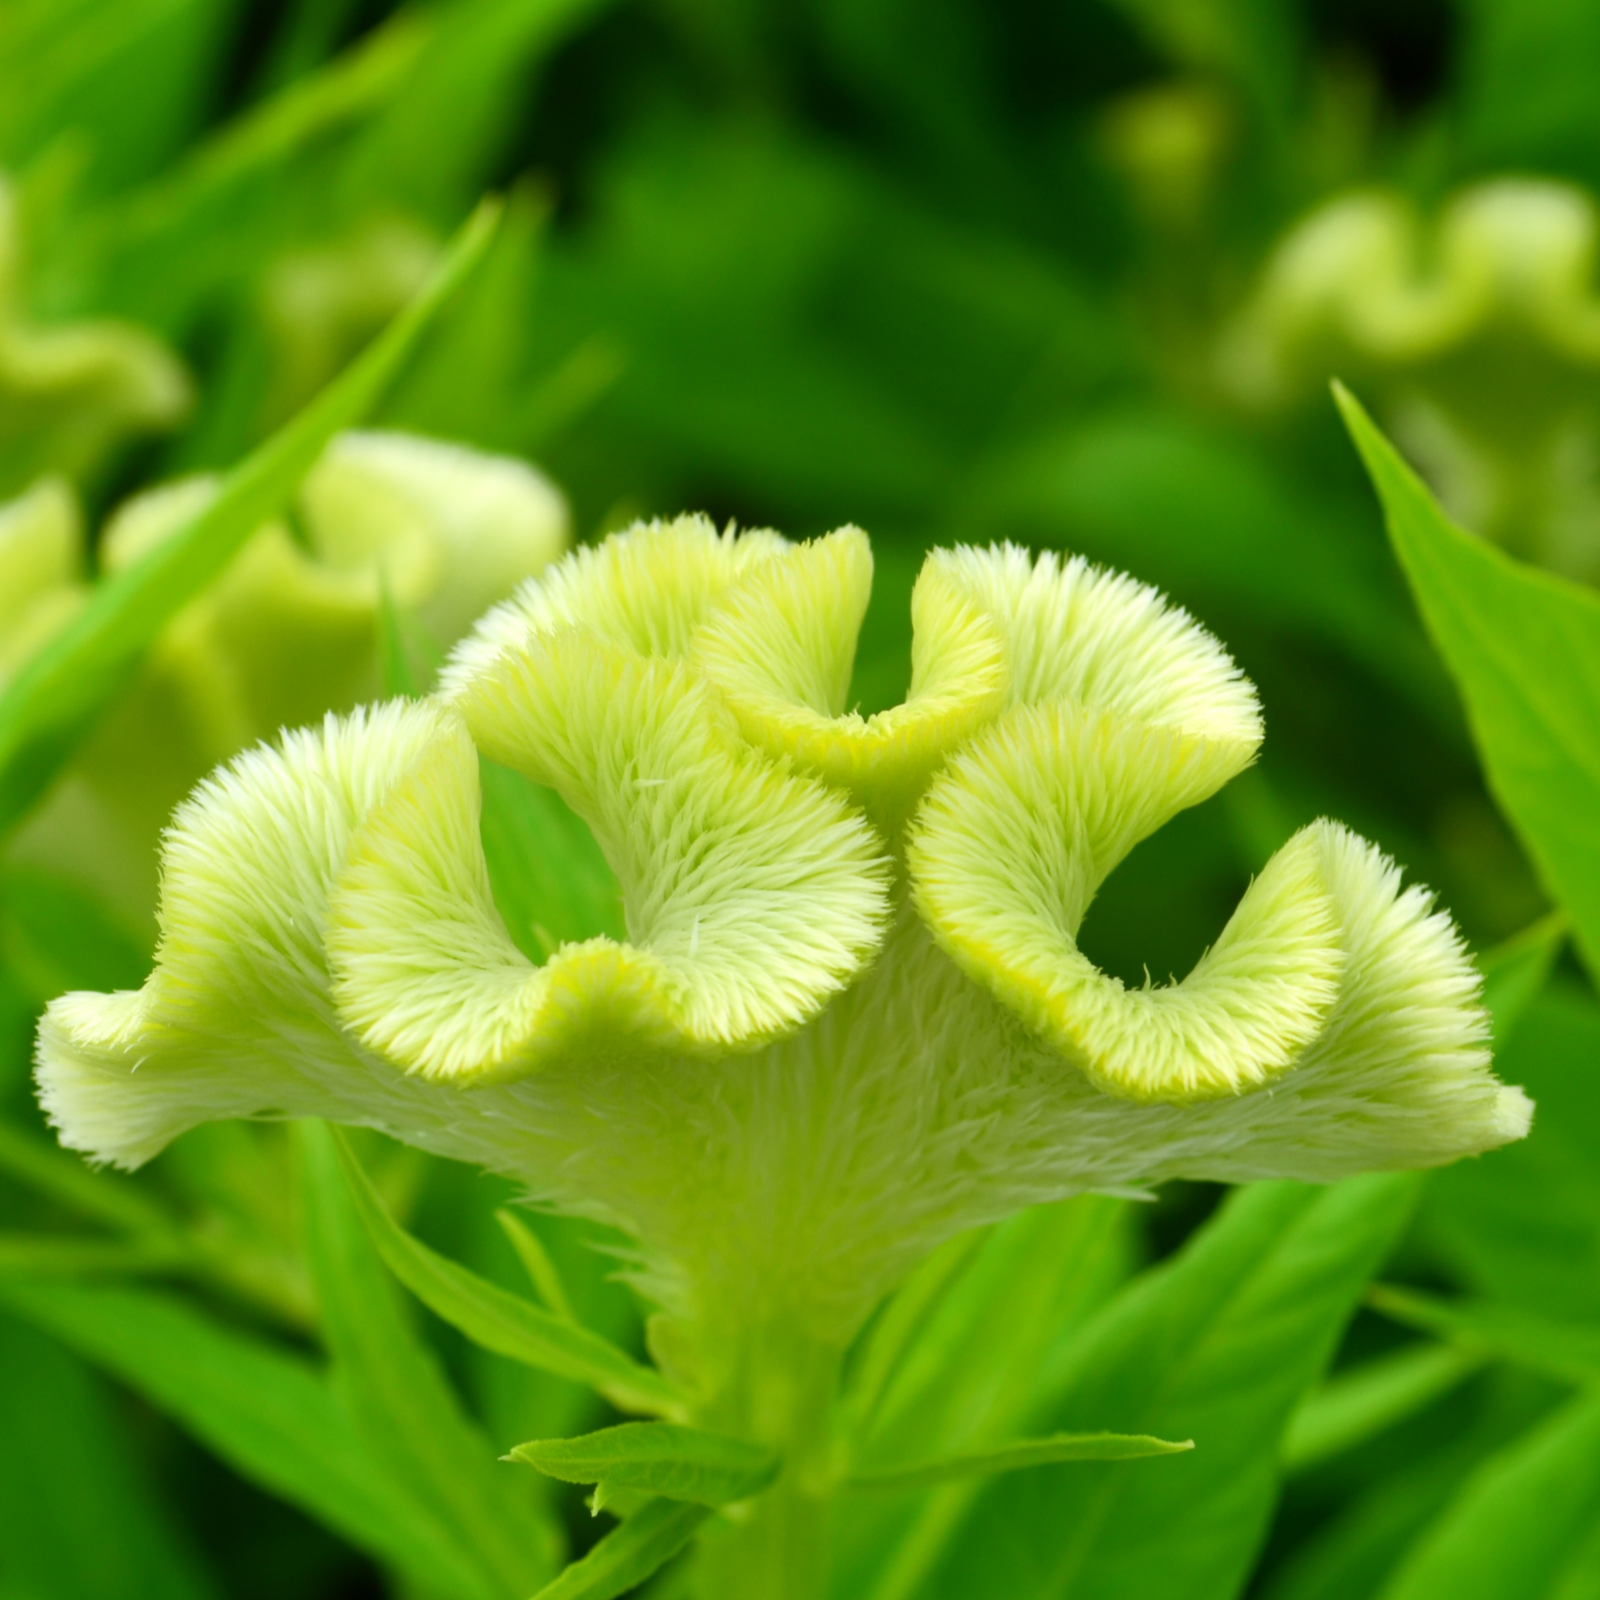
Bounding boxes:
[1223,178,1600,579]
[36,517,1530,1376]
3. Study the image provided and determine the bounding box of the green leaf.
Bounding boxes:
[0,196,500,837]
[63,14,429,331]
[0,866,149,1003]
[1282,1344,1486,1472]
[529,1497,711,1600]
[1337,383,1600,981]
[511,1421,778,1508]
[0,1275,489,1598]
[343,0,614,223]
[1421,988,1600,1324]
[1378,1390,1600,1600]
[1479,913,1567,1046]
[496,1207,578,1323]
[478,754,626,961]
[0,1308,220,1600]
[838,1199,1132,1600]
[332,1128,677,1415]
[1369,1284,1600,1385]
[0,1231,190,1275]
[849,1431,1192,1493]
[922,1175,1418,1600]
[0,1118,176,1237]
[298,1122,562,1597]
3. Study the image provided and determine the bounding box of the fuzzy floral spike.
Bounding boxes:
[440,514,788,696]
[333,635,891,1080]
[691,527,1007,818]
[36,516,1529,1407]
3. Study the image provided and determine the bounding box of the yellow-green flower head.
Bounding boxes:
[1221,178,1600,577]
[35,517,1530,1363]
[0,177,190,495]
[6,432,570,939]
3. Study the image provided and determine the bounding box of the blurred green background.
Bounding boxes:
[4,0,1600,1595]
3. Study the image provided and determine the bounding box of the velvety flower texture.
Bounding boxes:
[35,517,1530,1375]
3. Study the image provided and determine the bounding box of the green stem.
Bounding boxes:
[691,1322,843,1600]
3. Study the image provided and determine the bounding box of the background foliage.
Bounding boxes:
[2,0,1599,1596]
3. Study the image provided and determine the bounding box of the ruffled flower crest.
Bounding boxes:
[36,515,1530,1360]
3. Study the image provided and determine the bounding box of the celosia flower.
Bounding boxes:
[36,517,1529,1385]
[5,432,568,938]
[1221,178,1600,579]
[0,176,189,496]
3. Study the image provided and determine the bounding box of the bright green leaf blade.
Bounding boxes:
[849,1431,1192,1493]
[0,1118,176,1236]
[0,1309,220,1600]
[298,1122,562,1597]
[343,0,613,223]
[1368,1284,1600,1385]
[1282,1343,1486,1473]
[0,1231,190,1274]
[0,866,150,1002]
[332,1128,676,1415]
[496,1207,577,1323]
[838,1199,1133,1600]
[0,197,500,837]
[530,1497,711,1600]
[1479,913,1568,1046]
[1337,383,1600,980]
[1421,988,1600,1324]
[923,1175,1418,1600]
[479,755,626,961]
[511,1422,777,1507]
[1378,1390,1600,1600]
[63,14,430,332]
[0,1275,488,1598]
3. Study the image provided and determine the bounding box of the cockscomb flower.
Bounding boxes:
[7,431,568,940]
[36,517,1529,1394]
[1221,178,1600,579]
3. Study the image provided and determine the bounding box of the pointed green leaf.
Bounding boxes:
[922,1175,1418,1600]
[1421,989,1600,1325]
[849,1431,1192,1493]
[0,1310,220,1600]
[1369,1284,1600,1385]
[0,1276,489,1598]
[0,197,499,836]
[1479,913,1567,1046]
[496,1207,577,1323]
[530,1497,711,1600]
[1337,383,1600,980]
[298,1122,561,1597]
[1378,1390,1600,1600]
[1282,1344,1486,1472]
[332,1129,677,1415]
[511,1422,777,1508]
[838,1199,1132,1600]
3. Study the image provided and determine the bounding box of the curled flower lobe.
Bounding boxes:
[690,526,1007,816]
[333,633,892,1080]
